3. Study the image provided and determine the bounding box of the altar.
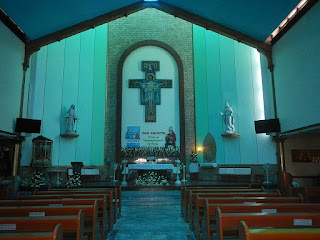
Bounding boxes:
[124,163,175,180]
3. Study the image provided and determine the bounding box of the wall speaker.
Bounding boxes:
[254,118,280,134]
[15,118,41,133]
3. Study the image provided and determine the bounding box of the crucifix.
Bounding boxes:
[129,61,172,122]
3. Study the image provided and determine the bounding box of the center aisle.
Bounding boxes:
[108,190,195,240]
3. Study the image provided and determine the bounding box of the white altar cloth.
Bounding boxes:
[128,164,174,171]
[124,164,175,176]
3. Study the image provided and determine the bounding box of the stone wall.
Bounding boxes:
[106,9,195,165]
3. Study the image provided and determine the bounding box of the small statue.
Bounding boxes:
[219,103,235,134]
[165,126,176,148]
[65,104,78,134]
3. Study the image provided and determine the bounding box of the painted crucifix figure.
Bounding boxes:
[129,61,172,122]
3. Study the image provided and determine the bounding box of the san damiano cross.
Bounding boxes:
[129,61,172,122]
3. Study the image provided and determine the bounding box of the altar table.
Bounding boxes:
[124,164,175,179]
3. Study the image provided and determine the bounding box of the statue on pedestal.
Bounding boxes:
[219,103,235,134]
[65,104,78,134]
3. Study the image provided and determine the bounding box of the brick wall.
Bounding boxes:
[106,8,195,164]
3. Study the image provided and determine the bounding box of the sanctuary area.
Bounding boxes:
[1,1,320,239]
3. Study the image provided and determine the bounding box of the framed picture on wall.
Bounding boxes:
[292,150,320,163]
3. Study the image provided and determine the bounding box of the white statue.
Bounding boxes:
[65,104,78,133]
[219,103,235,134]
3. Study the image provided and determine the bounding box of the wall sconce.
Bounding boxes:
[197,146,203,152]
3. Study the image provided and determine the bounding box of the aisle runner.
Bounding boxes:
[108,190,195,240]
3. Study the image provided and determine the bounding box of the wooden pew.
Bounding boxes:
[0,209,84,240]
[238,221,320,240]
[182,187,264,221]
[33,189,118,222]
[212,207,320,240]
[0,223,63,240]
[41,186,122,217]
[181,186,253,215]
[200,200,320,240]
[303,187,320,203]
[5,197,110,235]
[193,193,303,239]
[0,202,99,240]
[188,191,281,230]
[284,185,304,197]
[0,186,11,200]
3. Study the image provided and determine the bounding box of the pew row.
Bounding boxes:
[211,208,320,240]
[181,186,254,216]
[238,221,320,240]
[0,210,84,240]
[188,191,281,230]
[200,200,320,240]
[40,187,122,217]
[194,194,303,239]
[1,197,110,235]
[182,187,265,221]
[0,223,63,240]
[0,202,99,240]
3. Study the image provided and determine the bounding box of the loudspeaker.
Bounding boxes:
[254,118,280,134]
[15,118,41,133]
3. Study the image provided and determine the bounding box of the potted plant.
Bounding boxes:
[189,151,199,180]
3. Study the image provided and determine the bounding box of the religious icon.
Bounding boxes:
[165,126,176,148]
[128,61,172,122]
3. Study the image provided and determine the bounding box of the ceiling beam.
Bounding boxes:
[271,0,319,45]
[0,8,29,43]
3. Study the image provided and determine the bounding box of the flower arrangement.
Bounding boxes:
[120,146,180,158]
[66,172,81,188]
[30,171,45,189]
[135,171,169,186]
[190,151,198,163]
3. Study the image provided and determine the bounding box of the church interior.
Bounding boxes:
[1,0,320,239]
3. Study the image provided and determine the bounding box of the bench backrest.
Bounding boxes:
[0,202,98,240]
[238,221,320,240]
[0,223,63,240]
[0,210,84,240]
[216,207,320,240]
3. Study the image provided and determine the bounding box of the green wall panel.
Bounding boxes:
[193,25,208,164]
[219,35,240,164]
[193,25,276,165]
[91,24,108,165]
[76,30,95,166]
[205,31,224,164]
[59,35,81,165]
[42,41,65,166]
[21,24,108,167]
[234,43,257,164]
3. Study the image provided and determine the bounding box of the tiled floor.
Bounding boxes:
[108,190,195,240]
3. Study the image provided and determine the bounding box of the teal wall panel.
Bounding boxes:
[193,26,276,165]
[193,25,208,163]
[21,24,108,167]
[234,43,257,164]
[42,41,66,166]
[219,35,241,165]
[205,31,224,164]
[59,35,81,165]
[76,30,95,166]
[91,25,107,166]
